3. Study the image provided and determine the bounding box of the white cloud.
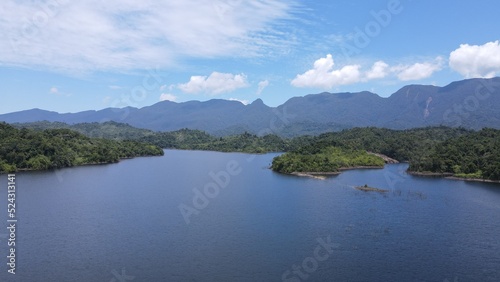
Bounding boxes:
[49,87,59,95]
[49,86,72,97]
[0,0,297,73]
[291,55,446,89]
[108,85,122,90]
[449,41,500,78]
[228,98,249,105]
[291,54,361,89]
[365,61,389,80]
[392,57,444,81]
[159,93,177,102]
[256,80,269,95]
[178,72,249,95]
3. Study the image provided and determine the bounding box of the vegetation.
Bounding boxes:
[10,121,500,181]
[12,121,156,140]
[271,126,500,181]
[408,128,500,180]
[180,132,288,153]
[288,126,469,161]
[14,121,287,153]
[0,122,163,173]
[271,146,384,174]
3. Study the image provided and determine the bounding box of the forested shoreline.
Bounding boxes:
[4,121,500,181]
[0,122,163,173]
[270,127,500,181]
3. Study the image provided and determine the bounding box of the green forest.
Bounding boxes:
[7,121,500,181]
[0,122,163,173]
[408,128,500,180]
[271,146,385,174]
[271,127,500,181]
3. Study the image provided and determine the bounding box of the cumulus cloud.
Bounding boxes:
[228,98,250,105]
[159,93,177,102]
[178,72,249,95]
[365,61,389,80]
[256,80,269,95]
[449,41,500,78]
[291,54,361,89]
[392,57,444,81]
[291,55,446,89]
[0,0,297,73]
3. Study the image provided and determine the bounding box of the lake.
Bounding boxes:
[1,149,499,281]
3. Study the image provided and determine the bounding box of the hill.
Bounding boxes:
[1,78,499,136]
[0,122,164,173]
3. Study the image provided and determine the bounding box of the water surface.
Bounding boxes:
[0,150,499,281]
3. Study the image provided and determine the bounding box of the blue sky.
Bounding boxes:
[1,0,500,114]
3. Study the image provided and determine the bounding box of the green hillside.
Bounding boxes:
[0,122,163,173]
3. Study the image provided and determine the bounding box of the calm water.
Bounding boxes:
[1,150,499,281]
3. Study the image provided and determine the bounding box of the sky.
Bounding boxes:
[1,0,500,114]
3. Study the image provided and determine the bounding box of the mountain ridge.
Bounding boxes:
[1,78,499,136]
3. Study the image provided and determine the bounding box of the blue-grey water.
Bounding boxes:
[1,150,499,281]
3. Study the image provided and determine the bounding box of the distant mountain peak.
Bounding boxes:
[250,98,265,106]
[1,77,499,135]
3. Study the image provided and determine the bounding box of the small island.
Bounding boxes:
[271,146,385,176]
[270,127,500,183]
[355,184,388,193]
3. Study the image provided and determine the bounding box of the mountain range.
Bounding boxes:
[2,78,499,136]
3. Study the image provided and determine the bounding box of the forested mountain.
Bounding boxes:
[1,78,499,136]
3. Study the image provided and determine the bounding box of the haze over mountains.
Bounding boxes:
[2,78,499,136]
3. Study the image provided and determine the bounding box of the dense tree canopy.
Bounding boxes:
[0,123,163,173]
[271,126,500,181]
[408,128,500,180]
[9,121,500,181]
[271,146,385,174]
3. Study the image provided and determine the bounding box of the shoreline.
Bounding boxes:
[338,165,384,171]
[287,165,384,180]
[407,170,500,184]
[0,154,163,174]
[406,171,453,177]
[445,176,500,184]
[290,171,340,180]
[367,152,399,164]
